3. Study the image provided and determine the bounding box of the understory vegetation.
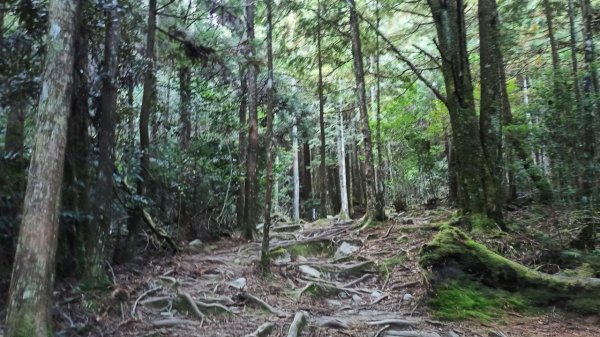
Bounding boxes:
[1,0,600,336]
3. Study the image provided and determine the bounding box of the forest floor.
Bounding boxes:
[2,207,600,337]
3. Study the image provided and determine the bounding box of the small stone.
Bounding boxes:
[403,293,413,302]
[334,242,360,260]
[274,251,292,265]
[338,292,350,299]
[371,290,383,299]
[234,258,241,264]
[448,330,461,337]
[189,239,203,248]
[297,255,308,262]
[299,265,322,278]
[229,277,246,290]
[351,294,363,304]
[326,299,342,307]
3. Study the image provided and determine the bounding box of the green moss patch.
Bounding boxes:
[428,280,528,322]
[378,253,408,278]
[420,225,600,316]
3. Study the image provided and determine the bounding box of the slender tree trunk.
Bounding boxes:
[579,0,598,205]
[83,0,120,286]
[300,142,312,217]
[237,67,248,228]
[261,0,275,275]
[347,0,383,221]
[338,112,349,220]
[61,0,91,277]
[374,0,385,219]
[5,1,77,335]
[317,0,328,218]
[243,0,259,239]
[121,0,155,262]
[568,0,583,113]
[292,123,300,222]
[478,0,505,225]
[179,66,192,150]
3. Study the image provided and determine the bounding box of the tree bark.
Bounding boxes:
[261,0,275,275]
[179,66,192,150]
[347,0,383,221]
[338,113,349,220]
[61,0,90,277]
[292,123,300,222]
[243,0,259,239]
[374,0,385,219]
[579,0,598,205]
[237,67,248,228]
[84,0,120,286]
[5,1,77,335]
[478,0,505,225]
[121,0,156,262]
[427,0,493,224]
[317,0,328,218]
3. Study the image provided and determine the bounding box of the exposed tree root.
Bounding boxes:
[151,318,197,327]
[286,311,309,337]
[367,319,421,328]
[384,331,440,337]
[178,291,206,324]
[420,225,600,312]
[241,292,288,318]
[244,322,275,337]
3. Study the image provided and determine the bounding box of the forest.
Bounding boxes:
[1,0,600,336]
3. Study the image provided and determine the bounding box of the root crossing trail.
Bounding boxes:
[41,209,600,337]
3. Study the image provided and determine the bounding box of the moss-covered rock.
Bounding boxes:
[420,225,600,314]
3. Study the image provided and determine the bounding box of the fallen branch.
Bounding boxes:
[244,322,275,337]
[342,274,373,288]
[367,319,420,328]
[142,209,178,253]
[287,311,309,337]
[316,318,349,329]
[131,287,162,318]
[152,318,197,327]
[241,292,288,318]
[374,324,390,337]
[369,294,389,305]
[384,331,440,337]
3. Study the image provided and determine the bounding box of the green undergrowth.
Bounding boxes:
[378,253,407,278]
[270,240,335,260]
[421,225,600,318]
[428,280,530,322]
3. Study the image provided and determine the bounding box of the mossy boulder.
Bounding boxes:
[420,225,600,313]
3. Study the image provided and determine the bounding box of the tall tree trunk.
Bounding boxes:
[338,112,349,220]
[347,0,383,222]
[243,0,259,239]
[61,0,90,277]
[427,0,490,222]
[317,0,328,218]
[478,0,505,225]
[292,123,300,222]
[121,0,156,262]
[83,0,120,286]
[374,0,385,219]
[568,0,583,114]
[5,1,77,335]
[237,67,248,228]
[300,142,312,217]
[579,0,598,205]
[179,66,192,150]
[261,0,275,274]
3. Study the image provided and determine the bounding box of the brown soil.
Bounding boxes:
[1,207,599,337]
